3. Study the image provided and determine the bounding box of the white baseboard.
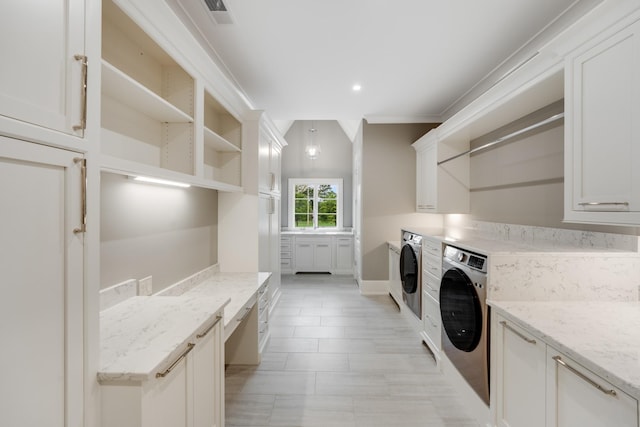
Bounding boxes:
[358,280,390,295]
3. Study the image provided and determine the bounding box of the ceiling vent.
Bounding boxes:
[203,0,234,24]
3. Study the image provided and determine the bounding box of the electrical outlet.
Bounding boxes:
[138,276,153,296]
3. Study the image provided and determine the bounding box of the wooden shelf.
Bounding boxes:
[204,127,241,152]
[100,154,242,193]
[101,60,193,123]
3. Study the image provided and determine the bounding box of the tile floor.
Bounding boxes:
[225,274,479,427]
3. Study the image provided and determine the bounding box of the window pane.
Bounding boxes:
[318,200,337,215]
[295,199,310,214]
[295,185,312,199]
[317,214,336,228]
[318,184,337,200]
[295,214,313,227]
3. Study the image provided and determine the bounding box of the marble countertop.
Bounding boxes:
[388,241,401,252]
[158,272,271,329]
[489,300,640,399]
[281,229,353,236]
[99,295,228,383]
[439,236,637,255]
[99,271,271,383]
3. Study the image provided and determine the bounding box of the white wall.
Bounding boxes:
[100,172,218,292]
[282,120,353,228]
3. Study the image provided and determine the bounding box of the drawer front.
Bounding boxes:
[422,292,441,352]
[422,237,442,257]
[422,270,440,301]
[281,236,292,252]
[281,258,292,269]
[422,255,442,279]
[280,250,292,259]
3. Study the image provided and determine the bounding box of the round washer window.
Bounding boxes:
[439,267,482,352]
[399,244,418,294]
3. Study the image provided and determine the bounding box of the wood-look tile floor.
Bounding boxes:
[225,274,480,427]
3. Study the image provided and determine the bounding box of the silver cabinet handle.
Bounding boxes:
[500,320,536,344]
[73,157,87,234]
[425,313,438,328]
[196,315,222,339]
[552,356,617,396]
[270,172,276,191]
[237,306,252,322]
[73,54,88,132]
[578,202,629,206]
[156,343,195,378]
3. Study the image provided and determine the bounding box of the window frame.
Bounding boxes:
[288,178,343,230]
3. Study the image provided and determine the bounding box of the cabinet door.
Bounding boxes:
[0,0,86,135]
[546,347,637,427]
[143,358,188,427]
[258,194,272,272]
[193,320,221,427]
[336,237,353,271]
[416,142,437,212]
[270,144,281,194]
[295,240,315,271]
[566,20,640,222]
[0,138,84,427]
[314,240,333,270]
[494,316,546,427]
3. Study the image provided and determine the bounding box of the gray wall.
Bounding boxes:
[100,172,218,292]
[282,120,353,228]
[361,122,440,281]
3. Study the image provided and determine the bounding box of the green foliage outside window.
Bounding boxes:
[294,183,338,228]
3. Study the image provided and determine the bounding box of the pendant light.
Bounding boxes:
[305,121,320,160]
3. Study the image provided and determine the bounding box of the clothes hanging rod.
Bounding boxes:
[437,112,565,166]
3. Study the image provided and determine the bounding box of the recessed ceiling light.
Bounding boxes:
[352,84,362,92]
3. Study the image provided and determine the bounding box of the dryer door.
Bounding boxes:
[439,267,482,352]
[399,244,418,294]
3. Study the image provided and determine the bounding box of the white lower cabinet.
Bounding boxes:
[546,347,637,427]
[388,245,402,305]
[102,315,224,427]
[493,315,546,427]
[285,234,354,274]
[493,314,639,427]
[421,236,442,358]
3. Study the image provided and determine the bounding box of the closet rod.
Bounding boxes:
[437,112,564,166]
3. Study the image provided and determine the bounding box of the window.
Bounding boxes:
[289,178,343,230]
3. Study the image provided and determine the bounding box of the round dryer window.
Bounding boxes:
[439,267,483,352]
[399,244,418,294]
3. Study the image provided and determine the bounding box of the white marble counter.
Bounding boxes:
[98,295,228,383]
[387,240,401,252]
[489,300,640,399]
[281,229,353,236]
[157,272,271,330]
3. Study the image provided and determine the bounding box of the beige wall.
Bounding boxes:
[468,102,640,235]
[361,122,440,281]
[100,172,218,292]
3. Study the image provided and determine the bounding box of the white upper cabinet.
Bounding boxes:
[413,129,469,214]
[0,0,86,137]
[259,127,282,195]
[565,17,640,225]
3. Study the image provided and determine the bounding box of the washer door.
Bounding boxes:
[399,244,418,294]
[439,267,482,352]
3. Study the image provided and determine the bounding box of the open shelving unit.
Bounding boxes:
[202,90,242,187]
[100,0,243,192]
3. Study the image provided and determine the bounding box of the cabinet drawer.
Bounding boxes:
[225,297,256,341]
[281,240,292,252]
[281,258,292,269]
[280,250,292,259]
[422,256,442,279]
[422,238,442,257]
[422,292,441,352]
[422,270,440,300]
